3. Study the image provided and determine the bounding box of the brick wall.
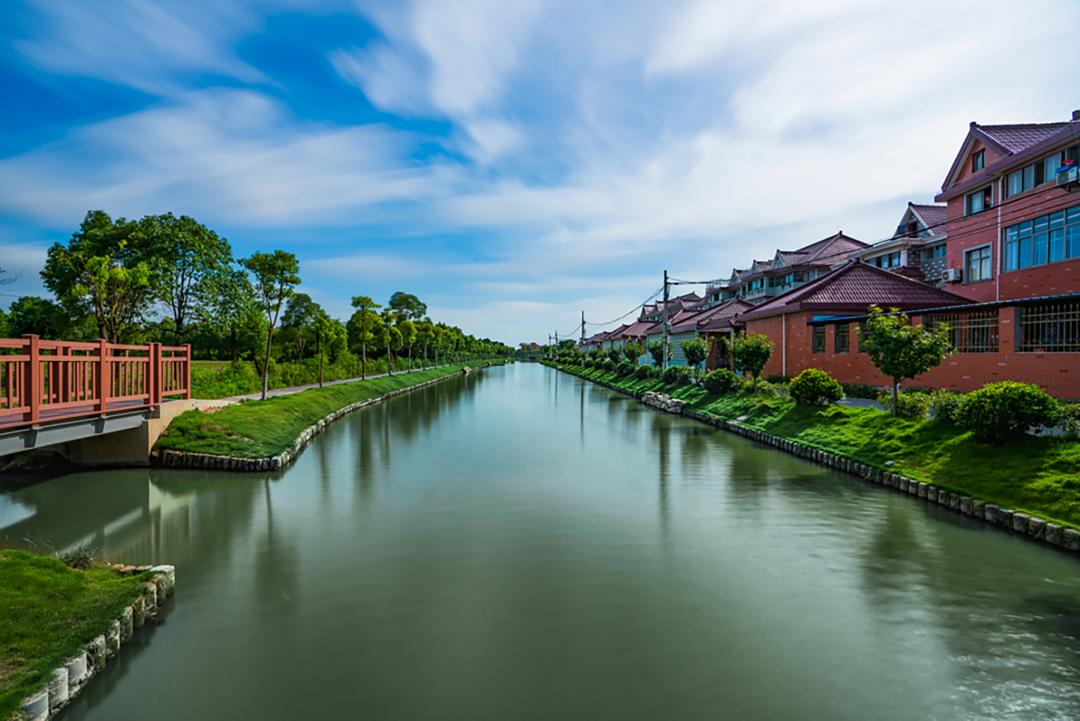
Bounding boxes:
[745,307,1080,399]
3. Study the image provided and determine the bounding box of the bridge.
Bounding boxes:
[0,336,191,460]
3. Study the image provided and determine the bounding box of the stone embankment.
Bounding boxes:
[563,368,1080,558]
[156,371,464,473]
[18,565,176,721]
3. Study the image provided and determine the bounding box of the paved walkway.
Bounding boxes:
[226,365,453,402]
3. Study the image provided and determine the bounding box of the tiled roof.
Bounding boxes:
[618,319,657,338]
[605,323,632,340]
[739,261,970,320]
[687,299,754,332]
[645,308,698,336]
[978,122,1071,153]
[910,203,947,236]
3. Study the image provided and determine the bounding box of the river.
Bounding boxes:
[2,363,1079,720]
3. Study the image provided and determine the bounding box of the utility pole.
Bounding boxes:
[661,269,670,369]
[580,311,585,345]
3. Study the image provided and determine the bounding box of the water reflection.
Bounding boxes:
[2,363,1079,721]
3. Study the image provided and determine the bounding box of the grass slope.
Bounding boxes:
[0,551,147,718]
[554,363,1080,528]
[157,365,478,459]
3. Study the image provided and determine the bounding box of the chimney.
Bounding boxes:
[1073,109,1080,121]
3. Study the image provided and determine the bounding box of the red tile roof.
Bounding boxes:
[909,203,947,236]
[739,261,970,321]
[617,319,657,338]
[977,122,1071,154]
[672,298,753,333]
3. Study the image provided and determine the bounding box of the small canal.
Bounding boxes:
[2,363,1080,720]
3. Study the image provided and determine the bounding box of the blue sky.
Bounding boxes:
[0,0,1077,344]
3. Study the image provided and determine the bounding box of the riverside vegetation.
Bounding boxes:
[546,360,1080,530]
[157,363,504,459]
[0,550,150,719]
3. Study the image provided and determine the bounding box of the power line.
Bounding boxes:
[582,286,664,329]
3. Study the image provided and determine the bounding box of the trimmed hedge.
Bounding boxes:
[789,368,844,407]
[957,381,1058,442]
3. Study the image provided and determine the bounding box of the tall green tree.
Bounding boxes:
[281,293,320,361]
[397,317,417,370]
[388,292,426,321]
[41,211,153,342]
[349,295,381,379]
[241,250,300,400]
[5,296,70,339]
[381,308,401,375]
[726,332,774,386]
[131,213,231,343]
[198,269,260,363]
[860,306,952,415]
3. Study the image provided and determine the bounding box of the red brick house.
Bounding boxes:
[851,202,949,287]
[935,112,1080,303]
[737,261,1080,398]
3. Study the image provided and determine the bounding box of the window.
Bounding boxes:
[1003,203,1080,272]
[972,149,985,172]
[965,186,992,215]
[871,251,902,269]
[834,324,849,353]
[925,310,999,353]
[965,245,992,282]
[1018,300,1080,352]
[1006,151,1076,198]
[812,326,825,353]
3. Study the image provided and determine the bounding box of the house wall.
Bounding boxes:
[944,150,1080,303]
[745,308,1079,399]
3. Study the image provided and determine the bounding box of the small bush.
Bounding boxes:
[956,381,1059,442]
[634,365,656,380]
[929,391,964,424]
[877,390,932,419]
[1058,404,1080,437]
[600,358,615,372]
[57,543,98,570]
[704,368,741,394]
[841,382,881,400]
[615,360,635,376]
[662,365,691,386]
[789,368,844,406]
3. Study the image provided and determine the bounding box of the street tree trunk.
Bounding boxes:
[261,323,273,400]
[892,378,900,416]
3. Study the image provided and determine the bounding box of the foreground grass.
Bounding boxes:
[158,364,490,458]
[553,363,1080,529]
[0,551,147,718]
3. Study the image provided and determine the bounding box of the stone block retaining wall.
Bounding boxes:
[17,565,176,721]
[155,369,470,473]
[559,367,1080,558]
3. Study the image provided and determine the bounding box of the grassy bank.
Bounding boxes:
[0,550,148,718]
[158,363,500,459]
[549,362,1080,529]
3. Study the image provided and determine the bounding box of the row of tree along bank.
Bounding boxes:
[543,360,1080,531]
[0,211,513,400]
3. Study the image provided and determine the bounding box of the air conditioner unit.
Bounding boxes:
[1057,164,1080,189]
[945,267,962,282]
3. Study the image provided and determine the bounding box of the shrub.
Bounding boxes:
[662,365,691,386]
[1058,404,1080,437]
[789,368,844,406]
[704,368,741,394]
[616,360,635,376]
[634,365,656,380]
[929,391,964,424]
[600,358,615,372]
[727,332,774,385]
[877,390,932,419]
[57,543,98,570]
[841,382,881,400]
[956,381,1059,442]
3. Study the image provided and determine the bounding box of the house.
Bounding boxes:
[713,232,869,304]
[935,111,1080,304]
[852,202,949,287]
[737,260,1079,397]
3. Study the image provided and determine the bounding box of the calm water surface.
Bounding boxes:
[2,363,1079,720]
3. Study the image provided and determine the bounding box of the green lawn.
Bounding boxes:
[157,364,488,459]
[0,550,148,719]
[553,363,1080,529]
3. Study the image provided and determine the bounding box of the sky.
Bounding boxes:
[0,0,1077,344]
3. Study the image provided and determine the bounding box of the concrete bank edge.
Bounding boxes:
[155,367,474,473]
[556,365,1080,558]
[16,565,176,721]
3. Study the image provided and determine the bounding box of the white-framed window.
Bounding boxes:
[965,245,993,282]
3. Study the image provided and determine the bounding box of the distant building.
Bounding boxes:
[852,202,949,287]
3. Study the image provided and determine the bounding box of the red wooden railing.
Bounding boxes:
[0,336,191,431]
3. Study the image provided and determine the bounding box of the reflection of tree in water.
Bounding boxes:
[254,478,300,616]
[856,501,1080,718]
[723,444,775,512]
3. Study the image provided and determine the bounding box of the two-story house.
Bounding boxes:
[852,202,949,287]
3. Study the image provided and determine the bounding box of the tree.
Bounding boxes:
[415,319,435,369]
[621,341,643,364]
[313,310,339,388]
[41,211,153,342]
[349,295,381,379]
[381,308,400,375]
[397,317,417,370]
[860,306,952,415]
[5,296,70,338]
[647,339,667,367]
[726,332,774,386]
[681,336,708,373]
[281,293,320,361]
[198,269,259,363]
[388,292,427,321]
[241,250,300,400]
[131,213,231,343]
